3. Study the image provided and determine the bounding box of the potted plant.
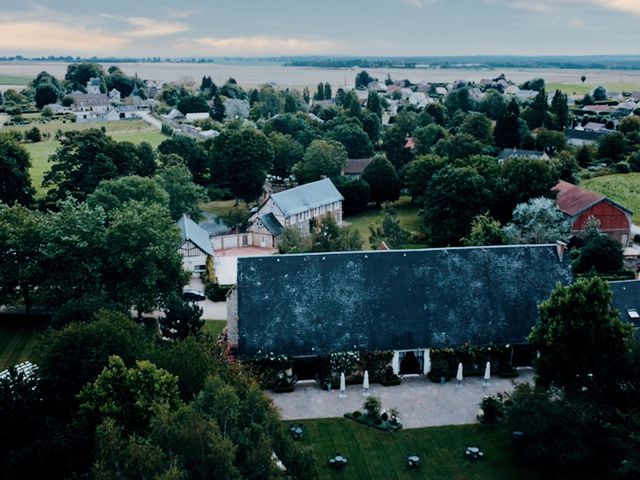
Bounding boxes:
[381,366,402,386]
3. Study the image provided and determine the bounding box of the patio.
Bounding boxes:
[268,368,533,429]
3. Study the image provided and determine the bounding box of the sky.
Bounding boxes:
[1,0,640,57]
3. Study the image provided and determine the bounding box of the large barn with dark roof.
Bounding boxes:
[227,244,575,374]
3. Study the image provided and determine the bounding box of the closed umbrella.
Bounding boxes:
[483,361,491,387]
[363,370,370,396]
[456,362,463,386]
[339,372,346,398]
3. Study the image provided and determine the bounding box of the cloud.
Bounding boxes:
[402,0,437,7]
[190,36,339,55]
[486,0,640,14]
[0,20,127,52]
[593,0,640,14]
[124,17,189,37]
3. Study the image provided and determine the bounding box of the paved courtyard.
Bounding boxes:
[214,246,277,285]
[268,368,533,429]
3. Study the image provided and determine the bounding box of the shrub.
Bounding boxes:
[161,123,174,136]
[479,394,505,424]
[364,396,382,419]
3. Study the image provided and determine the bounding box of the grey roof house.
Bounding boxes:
[177,214,213,273]
[227,244,574,358]
[497,149,550,162]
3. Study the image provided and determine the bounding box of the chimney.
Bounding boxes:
[556,240,567,262]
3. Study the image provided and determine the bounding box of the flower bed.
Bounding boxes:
[344,412,402,432]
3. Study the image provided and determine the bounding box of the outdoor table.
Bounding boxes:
[330,455,348,469]
[465,446,483,461]
[290,425,304,439]
[407,455,421,468]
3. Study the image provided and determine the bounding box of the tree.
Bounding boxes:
[361,111,382,144]
[479,89,506,120]
[77,355,181,435]
[525,88,548,130]
[313,82,325,101]
[502,197,569,244]
[328,123,373,158]
[210,94,225,122]
[64,63,105,92]
[87,175,170,214]
[324,83,332,100]
[593,86,607,101]
[277,226,313,254]
[459,112,493,145]
[311,214,362,252]
[494,99,522,149]
[535,128,565,155]
[355,71,373,88]
[361,154,401,206]
[435,133,485,160]
[34,82,60,109]
[155,161,207,220]
[367,91,382,119]
[530,277,634,394]
[284,93,298,113]
[445,86,475,114]
[413,124,447,155]
[581,75,586,83]
[573,228,624,275]
[158,136,211,185]
[403,154,446,201]
[269,132,303,180]
[368,205,409,249]
[461,212,505,246]
[550,90,570,129]
[292,139,347,184]
[158,297,204,340]
[176,95,209,114]
[597,132,627,163]
[334,176,370,215]
[520,78,546,92]
[422,165,490,246]
[0,135,35,205]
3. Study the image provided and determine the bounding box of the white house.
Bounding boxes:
[177,215,213,273]
[86,77,101,95]
[247,178,344,243]
[109,88,121,103]
[185,112,210,123]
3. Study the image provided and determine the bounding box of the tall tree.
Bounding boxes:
[367,90,382,119]
[210,94,226,122]
[368,205,409,249]
[155,161,207,220]
[269,132,304,180]
[361,154,401,206]
[328,123,373,158]
[292,139,347,184]
[158,136,211,185]
[0,135,35,206]
[550,89,569,130]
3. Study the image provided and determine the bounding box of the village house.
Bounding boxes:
[343,158,372,179]
[247,178,344,244]
[227,244,574,377]
[497,148,550,162]
[177,214,213,273]
[554,180,633,246]
[564,127,612,146]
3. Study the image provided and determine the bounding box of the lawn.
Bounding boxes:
[582,173,640,223]
[298,418,607,480]
[0,317,47,371]
[0,75,31,86]
[344,196,425,249]
[203,320,226,338]
[11,119,167,196]
[200,199,247,217]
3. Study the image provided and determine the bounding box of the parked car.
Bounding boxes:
[182,288,206,302]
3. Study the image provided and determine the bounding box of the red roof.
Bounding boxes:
[344,158,373,175]
[554,180,604,216]
[404,137,416,149]
[583,105,612,113]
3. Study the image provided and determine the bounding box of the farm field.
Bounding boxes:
[298,418,610,480]
[546,82,640,95]
[582,173,640,223]
[0,75,31,86]
[0,317,47,371]
[344,196,425,249]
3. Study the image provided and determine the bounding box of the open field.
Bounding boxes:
[0,318,47,371]
[582,173,640,223]
[547,82,640,95]
[298,418,609,480]
[0,75,31,86]
[344,196,425,249]
[8,119,167,196]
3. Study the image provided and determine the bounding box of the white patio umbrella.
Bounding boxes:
[339,372,346,398]
[483,361,491,387]
[456,362,463,385]
[363,370,370,396]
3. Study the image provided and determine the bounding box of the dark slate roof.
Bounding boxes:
[564,128,611,142]
[497,148,547,161]
[177,215,213,256]
[236,245,573,357]
[259,213,284,237]
[610,280,640,326]
[271,179,343,217]
[344,158,373,175]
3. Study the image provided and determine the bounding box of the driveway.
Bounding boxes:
[268,369,533,429]
[188,275,226,320]
[139,111,162,130]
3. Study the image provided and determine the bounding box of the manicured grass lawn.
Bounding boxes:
[344,196,425,249]
[582,173,640,223]
[298,418,606,480]
[203,320,226,338]
[0,318,47,371]
[200,199,247,217]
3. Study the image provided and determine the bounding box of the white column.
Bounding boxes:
[391,351,400,375]
[423,348,431,375]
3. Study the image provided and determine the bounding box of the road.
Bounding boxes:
[139,111,162,130]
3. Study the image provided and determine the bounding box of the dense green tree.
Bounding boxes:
[158,136,211,185]
[211,126,274,202]
[361,154,401,206]
[64,63,106,92]
[277,226,313,254]
[284,93,298,113]
[573,228,624,275]
[597,132,627,163]
[313,82,325,101]
[550,90,570,129]
[445,86,475,114]
[368,205,409,249]
[361,111,382,144]
[425,103,447,126]
[292,139,347,184]
[403,154,446,201]
[461,212,505,246]
[87,176,170,214]
[334,176,371,215]
[530,276,634,394]
[413,124,447,155]
[176,95,209,114]
[367,90,382,118]
[535,128,566,155]
[355,71,373,88]
[525,88,549,130]
[0,135,35,206]
[422,165,490,246]
[459,112,493,144]
[269,132,304,180]
[34,82,61,109]
[619,115,640,136]
[502,197,569,244]
[324,83,332,100]
[311,214,362,252]
[328,123,373,158]
[155,161,207,220]
[593,86,607,101]
[520,78,545,92]
[158,296,204,341]
[479,89,506,120]
[576,144,596,167]
[263,113,319,148]
[302,86,310,104]
[494,99,522,148]
[210,95,225,122]
[435,133,485,160]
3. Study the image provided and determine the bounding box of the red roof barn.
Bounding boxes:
[554,180,633,246]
